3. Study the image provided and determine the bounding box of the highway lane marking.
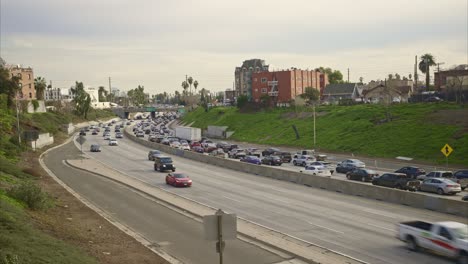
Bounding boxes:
[361,208,397,219]
[222,195,242,203]
[307,222,345,234]
[365,223,394,232]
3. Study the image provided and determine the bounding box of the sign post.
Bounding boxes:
[76,135,86,161]
[203,209,237,264]
[440,143,453,169]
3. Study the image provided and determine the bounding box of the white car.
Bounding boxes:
[103,134,111,140]
[300,165,332,176]
[108,139,118,146]
[170,141,181,149]
[180,143,191,151]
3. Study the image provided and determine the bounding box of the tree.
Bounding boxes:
[419,53,436,91]
[236,95,248,109]
[127,85,146,106]
[319,67,344,84]
[0,66,21,108]
[193,80,199,95]
[187,76,193,95]
[34,76,47,100]
[70,81,92,118]
[181,81,189,95]
[98,86,108,102]
[300,87,320,104]
[260,94,271,108]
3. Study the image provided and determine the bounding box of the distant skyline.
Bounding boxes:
[1,0,467,95]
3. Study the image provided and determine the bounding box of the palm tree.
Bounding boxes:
[193,80,199,95]
[419,54,436,90]
[181,81,189,95]
[187,76,193,95]
[34,76,47,100]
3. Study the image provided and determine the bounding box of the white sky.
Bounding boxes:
[1,0,467,94]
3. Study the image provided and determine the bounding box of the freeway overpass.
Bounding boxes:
[111,106,184,119]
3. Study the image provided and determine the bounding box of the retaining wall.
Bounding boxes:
[124,127,468,217]
[32,133,54,150]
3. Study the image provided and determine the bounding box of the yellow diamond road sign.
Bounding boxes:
[441,144,453,157]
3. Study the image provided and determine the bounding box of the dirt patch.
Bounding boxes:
[281,111,328,119]
[428,109,468,139]
[21,149,168,264]
[428,109,468,127]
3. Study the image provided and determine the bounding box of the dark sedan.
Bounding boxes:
[262,148,281,157]
[240,156,262,165]
[261,156,282,166]
[336,163,358,174]
[346,169,379,182]
[148,150,162,161]
[394,166,425,179]
[192,146,205,153]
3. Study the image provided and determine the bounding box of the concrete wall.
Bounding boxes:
[32,133,54,150]
[61,123,75,135]
[27,100,46,113]
[124,127,468,218]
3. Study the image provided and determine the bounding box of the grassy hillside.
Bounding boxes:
[181,103,468,166]
[0,106,116,263]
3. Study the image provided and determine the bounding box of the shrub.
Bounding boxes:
[31,100,39,111]
[7,181,51,210]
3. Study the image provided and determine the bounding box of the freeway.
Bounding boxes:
[79,130,467,264]
[43,140,286,264]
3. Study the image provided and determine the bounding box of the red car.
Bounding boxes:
[165,172,192,187]
[190,141,201,148]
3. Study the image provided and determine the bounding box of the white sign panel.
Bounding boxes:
[203,213,237,241]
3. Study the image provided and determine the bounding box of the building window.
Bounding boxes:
[28,74,31,80]
[29,92,32,98]
[261,88,267,93]
[261,78,267,83]
[29,84,32,89]
[254,88,258,92]
[254,78,257,82]
[18,73,22,79]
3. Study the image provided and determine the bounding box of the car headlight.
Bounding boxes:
[162,165,166,167]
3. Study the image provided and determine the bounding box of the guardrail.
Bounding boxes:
[124,127,468,218]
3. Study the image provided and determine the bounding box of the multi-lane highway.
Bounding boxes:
[75,127,467,264]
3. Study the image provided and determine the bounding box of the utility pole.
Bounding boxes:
[435,62,445,90]
[108,77,112,103]
[16,95,21,144]
[347,68,350,83]
[414,56,418,92]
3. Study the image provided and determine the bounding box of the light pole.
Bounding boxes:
[313,102,316,147]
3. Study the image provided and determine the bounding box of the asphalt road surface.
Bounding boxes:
[77,131,468,264]
[43,141,285,264]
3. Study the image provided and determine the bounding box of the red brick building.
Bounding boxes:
[251,69,328,105]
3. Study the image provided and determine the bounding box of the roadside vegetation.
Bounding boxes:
[181,103,468,166]
[0,73,115,262]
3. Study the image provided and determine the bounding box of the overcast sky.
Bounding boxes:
[1,0,467,94]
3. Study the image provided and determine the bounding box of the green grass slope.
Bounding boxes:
[182,103,468,166]
[0,107,116,264]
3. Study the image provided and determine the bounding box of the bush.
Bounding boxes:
[31,100,39,111]
[7,181,51,210]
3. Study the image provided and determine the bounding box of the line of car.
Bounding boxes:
[132,119,468,199]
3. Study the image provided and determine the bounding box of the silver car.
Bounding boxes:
[419,178,461,195]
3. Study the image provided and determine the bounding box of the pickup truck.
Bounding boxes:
[397,221,468,263]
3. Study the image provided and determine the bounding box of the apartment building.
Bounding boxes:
[44,88,63,101]
[6,64,36,100]
[234,59,270,99]
[251,69,328,105]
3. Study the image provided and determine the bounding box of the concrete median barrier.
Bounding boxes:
[124,127,468,217]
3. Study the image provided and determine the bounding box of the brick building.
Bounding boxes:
[235,59,269,100]
[251,69,328,105]
[434,65,468,90]
[6,65,36,100]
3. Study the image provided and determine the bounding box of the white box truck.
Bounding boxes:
[175,126,202,142]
